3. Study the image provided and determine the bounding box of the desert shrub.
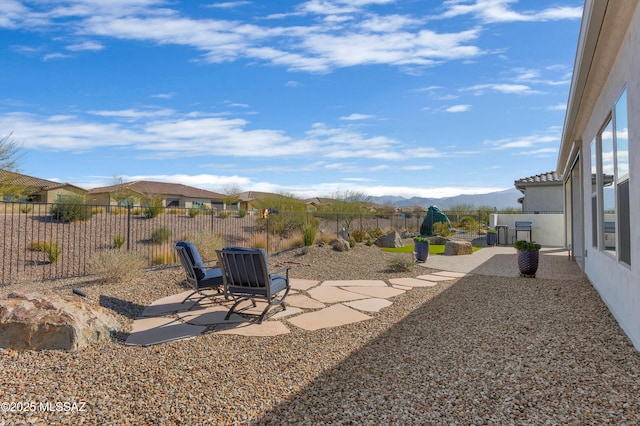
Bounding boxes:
[459,216,478,231]
[113,234,125,249]
[237,209,247,218]
[367,227,384,240]
[143,199,163,219]
[28,241,60,263]
[110,206,127,215]
[283,233,305,250]
[433,222,452,237]
[190,231,225,262]
[217,210,232,219]
[188,207,201,218]
[252,235,268,250]
[302,223,318,246]
[317,231,332,245]
[351,229,366,243]
[50,196,92,222]
[365,239,373,246]
[20,204,32,214]
[151,244,176,265]
[151,227,171,244]
[386,256,414,272]
[349,238,355,248]
[90,206,105,214]
[87,250,146,284]
[167,207,181,215]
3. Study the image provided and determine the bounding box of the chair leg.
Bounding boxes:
[225,296,250,320]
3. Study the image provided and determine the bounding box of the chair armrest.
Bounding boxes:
[270,266,290,278]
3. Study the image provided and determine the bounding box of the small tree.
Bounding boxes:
[0,133,26,200]
[220,184,242,210]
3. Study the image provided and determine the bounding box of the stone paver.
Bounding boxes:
[343,286,405,299]
[126,317,206,346]
[416,274,456,282]
[212,321,290,337]
[344,298,393,313]
[389,277,439,287]
[321,279,387,287]
[307,286,369,303]
[287,304,371,331]
[290,278,321,291]
[286,294,326,309]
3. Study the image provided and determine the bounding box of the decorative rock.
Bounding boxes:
[444,240,473,255]
[331,237,351,251]
[0,292,120,351]
[430,236,449,245]
[375,231,403,248]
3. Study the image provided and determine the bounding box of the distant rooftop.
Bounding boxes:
[514,171,561,191]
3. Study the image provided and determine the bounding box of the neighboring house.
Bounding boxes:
[0,169,86,203]
[557,0,639,349]
[88,181,224,209]
[305,197,335,212]
[238,191,272,212]
[514,171,564,213]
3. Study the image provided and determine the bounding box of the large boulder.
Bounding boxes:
[0,292,121,351]
[444,240,473,256]
[375,231,403,248]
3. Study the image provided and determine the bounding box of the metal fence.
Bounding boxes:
[1,202,492,284]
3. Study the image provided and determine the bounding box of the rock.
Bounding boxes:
[331,237,351,252]
[374,231,403,248]
[444,240,473,256]
[0,292,121,351]
[430,236,449,245]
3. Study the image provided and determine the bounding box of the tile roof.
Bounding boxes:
[514,171,562,189]
[88,180,222,199]
[0,169,85,192]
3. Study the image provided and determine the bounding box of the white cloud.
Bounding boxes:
[462,83,540,95]
[446,104,470,113]
[483,128,560,150]
[438,0,582,24]
[340,113,375,120]
[66,40,104,51]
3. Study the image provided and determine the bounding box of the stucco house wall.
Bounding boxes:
[521,186,564,213]
[557,0,640,350]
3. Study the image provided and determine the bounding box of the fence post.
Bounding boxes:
[126,204,131,251]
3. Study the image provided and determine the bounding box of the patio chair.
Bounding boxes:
[175,241,224,303]
[216,247,291,323]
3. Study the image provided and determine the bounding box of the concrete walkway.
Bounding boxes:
[422,245,584,282]
[125,246,584,346]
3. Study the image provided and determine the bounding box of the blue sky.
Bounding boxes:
[1,0,583,199]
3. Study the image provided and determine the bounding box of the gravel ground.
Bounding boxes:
[1,242,639,425]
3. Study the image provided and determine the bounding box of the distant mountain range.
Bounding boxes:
[368,188,522,210]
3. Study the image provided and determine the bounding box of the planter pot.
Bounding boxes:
[414,241,430,263]
[487,233,497,246]
[517,249,539,277]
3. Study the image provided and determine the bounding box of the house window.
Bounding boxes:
[599,120,615,255]
[591,140,598,248]
[592,88,631,265]
[614,89,630,265]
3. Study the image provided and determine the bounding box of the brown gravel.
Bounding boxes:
[1,242,639,425]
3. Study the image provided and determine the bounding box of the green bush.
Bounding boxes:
[45,242,61,263]
[514,240,541,251]
[113,234,125,249]
[367,227,384,240]
[143,199,163,219]
[151,227,171,244]
[351,229,366,243]
[50,196,92,222]
[238,209,247,218]
[302,224,317,246]
[433,222,452,237]
[188,207,201,218]
[20,204,32,214]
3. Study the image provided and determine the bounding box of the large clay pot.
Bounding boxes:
[517,249,539,277]
[414,241,430,263]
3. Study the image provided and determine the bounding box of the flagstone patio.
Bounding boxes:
[125,273,460,346]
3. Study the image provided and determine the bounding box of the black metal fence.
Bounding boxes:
[1,202,492,284]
